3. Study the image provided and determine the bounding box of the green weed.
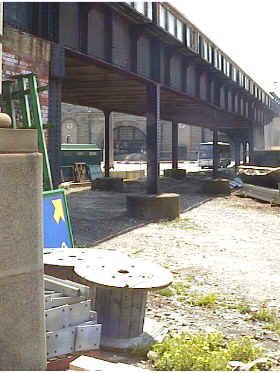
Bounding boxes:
[247,307,276,323]
[191,293,219,308]
[155,287,174,297]
[150,333,263,371]
[172,281,190,296]
[158,217,198,230]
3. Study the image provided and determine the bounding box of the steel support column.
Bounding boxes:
[234,140,241,172]
[48,44,64,188]
[212,128,219,179]
[104,111,113,177]
[146,84,160,195]
[248,125,255,164]
[172,120,178,170]
[242,140,247,164]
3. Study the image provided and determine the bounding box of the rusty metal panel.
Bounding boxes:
[160,47,165,83]
[112,13,130,69]
[59,3,79,50]
[186,64,196,96]
[199,72,208,101]
[137,35,151,78]
[88,8,105,59]
[170,54,182,91]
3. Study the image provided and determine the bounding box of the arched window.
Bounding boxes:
[113,126,146,159]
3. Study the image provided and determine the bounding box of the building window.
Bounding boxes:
[134,1,145,14]
[168,11,176,35]
[231,66,237,81]
[203,41,208,61]
[176,19,183,42]
[147,2,153,20]
[159,5,167,29]
[186,26,191,47]
[214,49,218,68]
[208,45,213,63]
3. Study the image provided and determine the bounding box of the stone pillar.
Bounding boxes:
[212,128,219,179]
[48,44,64,188]
[0,127,46,370]
[104,111,113,177]
[172,120,178,170]
[146,84,161,194]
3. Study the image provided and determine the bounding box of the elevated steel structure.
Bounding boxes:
[3,2,280,191]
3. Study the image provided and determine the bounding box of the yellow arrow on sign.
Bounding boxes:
[52,199,65,224]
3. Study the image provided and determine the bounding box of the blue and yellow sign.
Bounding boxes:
[43,189,74,248]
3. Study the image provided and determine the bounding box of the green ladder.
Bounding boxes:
[2,73,53,191]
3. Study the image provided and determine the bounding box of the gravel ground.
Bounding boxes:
[68,176,280,369]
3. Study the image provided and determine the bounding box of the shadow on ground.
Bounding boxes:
[68,174,230,247]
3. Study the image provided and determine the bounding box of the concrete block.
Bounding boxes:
[0,272,46,370]
[0,153,43,278]
[93,177,123,192]
[201,178,231,195]
[164,168,186,179]
[126,193,180,220]
[0,128,38,152]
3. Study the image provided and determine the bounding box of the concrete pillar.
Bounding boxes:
[212,128,219,179]
[146,84,160,194]
[0,128,46,370]
[104,111,114,177]
[172,120,178,169]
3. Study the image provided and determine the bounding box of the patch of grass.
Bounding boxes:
[191,293,219,308]
[247,307,276,323]
[264,319,280,334]
[149,333,264,371]
[131,248,145,255]
[155,287,174,297]
[172,281,190,296]
[225,299,252,314]
[158,217,198,230]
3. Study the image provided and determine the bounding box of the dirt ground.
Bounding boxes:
[68,174,280,369]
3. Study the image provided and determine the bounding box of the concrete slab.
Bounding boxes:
[0,153,43,278]
[0,272,46,370]
[0,128,38,152]
[126,193,180,220]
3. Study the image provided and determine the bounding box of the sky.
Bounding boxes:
[170,0,280,95]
